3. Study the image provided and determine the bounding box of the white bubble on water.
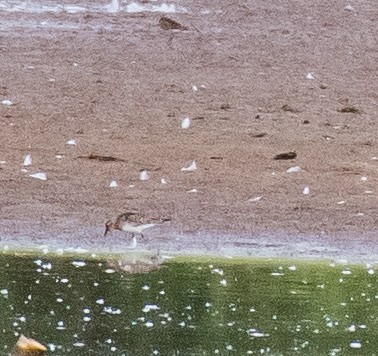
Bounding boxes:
[349,341,362,349]
[143,304,160,313]
[347,324,356,332]
[72,261,86,267]
[73,342,85,347]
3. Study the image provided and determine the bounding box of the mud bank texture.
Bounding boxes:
[0,0,377,260]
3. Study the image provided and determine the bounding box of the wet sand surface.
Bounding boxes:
[0,0,377,261]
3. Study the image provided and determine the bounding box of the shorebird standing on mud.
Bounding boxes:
[104,212,170,248]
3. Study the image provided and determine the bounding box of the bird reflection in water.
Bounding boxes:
[106,251,165,274]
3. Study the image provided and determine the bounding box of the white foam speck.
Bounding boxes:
[337,200,345,205]
[347,324,356,332]
[181,160,197,172]
[103,307,121,314]
[286,166,301,173]
[1,99,13,106]
[23,154,32,166]
[303,186,310,195]
[73,342,85,347]
[187,188,198,193]
[288,265,297,271]
[109,180,118,188]
[247,329,269,337]
[349,341,361,349]
[161,178,167,184]
[143,304,160,312]
[142,285,150,290]
[145,321,154,327]
[220,279,227,286]
[0,289,8,295]
[139,170,150,181]
[345,4,355,11]
[72,261,86,267]
[249,196,262,202]
[29,172,47,180]
[48,344,56,351]
[181,117,191,129]
[306,73,315,80]
[55,155,63,159]
[104,269,115,274]
[67,139,76,145]
[192,85,198,92]
[361,176,368,181]
[96,298,105,305]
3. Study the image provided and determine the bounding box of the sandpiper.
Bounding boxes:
[104,212,170,248]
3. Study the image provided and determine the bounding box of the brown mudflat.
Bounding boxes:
[0,0,377,260]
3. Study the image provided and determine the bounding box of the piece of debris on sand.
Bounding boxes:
[281,104,299,113]
[77,154,126,162]
[14,335,47,356]
[338,106,360,114]
[274,151,297,160]
[159,16,188,30]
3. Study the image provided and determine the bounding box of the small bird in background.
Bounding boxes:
[13,335,47,356]
[104,212,171,248]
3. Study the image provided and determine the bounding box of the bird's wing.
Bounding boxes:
[116,212,171,225]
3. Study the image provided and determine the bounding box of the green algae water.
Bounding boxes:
[1,252,377,355]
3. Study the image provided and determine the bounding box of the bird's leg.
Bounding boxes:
[130,233,137,249]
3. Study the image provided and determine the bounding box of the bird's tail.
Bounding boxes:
[141,224,156,230]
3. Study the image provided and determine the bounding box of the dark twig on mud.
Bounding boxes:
[77,154,126,162]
